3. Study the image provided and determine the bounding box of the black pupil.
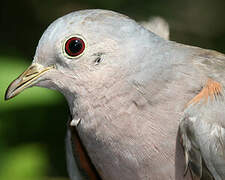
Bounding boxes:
[69,39,82,54]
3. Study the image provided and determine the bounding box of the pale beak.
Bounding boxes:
[5,63,54,100]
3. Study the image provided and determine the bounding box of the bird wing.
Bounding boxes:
[66,128,85,180]
[179,78,225,180]
[66,118,101,180]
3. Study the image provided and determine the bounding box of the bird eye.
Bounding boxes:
[64,37,85,57]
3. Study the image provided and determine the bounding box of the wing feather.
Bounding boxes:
[180,79,225,180]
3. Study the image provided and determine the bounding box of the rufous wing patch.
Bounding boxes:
[70,126,101,179]
[187,79,222,106]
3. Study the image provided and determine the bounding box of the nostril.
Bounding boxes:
[23,65,41,78]
[25,71,39,77]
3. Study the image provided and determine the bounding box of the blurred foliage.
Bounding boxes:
[0,0,225,179]
[0,56,68,179]
[0,144,48,180]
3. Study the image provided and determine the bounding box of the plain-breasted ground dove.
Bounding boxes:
[5,9,225,180]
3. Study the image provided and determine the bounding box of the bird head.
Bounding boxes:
[5,9,161,103]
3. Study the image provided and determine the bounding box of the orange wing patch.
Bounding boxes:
[70,126,101,179]
[187,79,222,106]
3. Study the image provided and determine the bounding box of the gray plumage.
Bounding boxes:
[5,9,225,180]
[140,17,169,40]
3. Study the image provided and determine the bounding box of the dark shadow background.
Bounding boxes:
[0,0,225,179]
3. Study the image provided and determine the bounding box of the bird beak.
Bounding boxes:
[5,63,54,100]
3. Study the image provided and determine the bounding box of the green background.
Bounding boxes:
[1,0,225,179]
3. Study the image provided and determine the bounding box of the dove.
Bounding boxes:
[5,9,225,180]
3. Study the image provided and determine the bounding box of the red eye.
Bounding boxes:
[65,37,85,57]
